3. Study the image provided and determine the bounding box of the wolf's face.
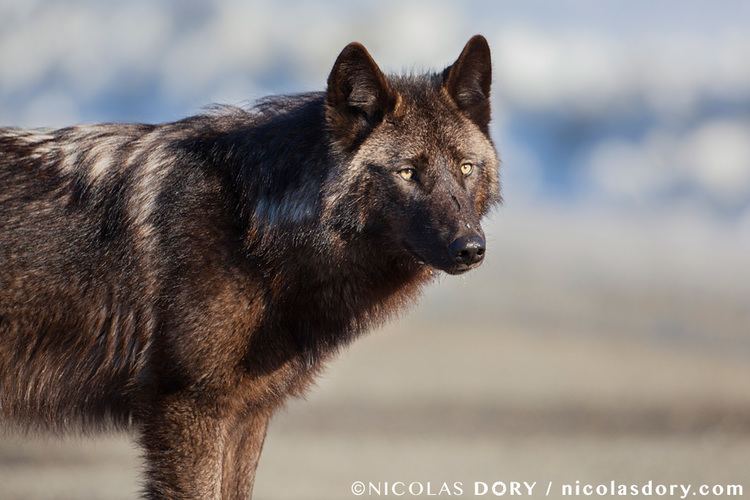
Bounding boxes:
[325,36,500,275]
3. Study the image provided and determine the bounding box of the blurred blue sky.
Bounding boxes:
[1,0,749,220]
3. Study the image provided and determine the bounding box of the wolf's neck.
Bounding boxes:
[266,239,432,362]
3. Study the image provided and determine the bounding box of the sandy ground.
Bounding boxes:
[1,206,749,499]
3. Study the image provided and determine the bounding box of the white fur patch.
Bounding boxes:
[58,142,81,175]
[88,153,112,180]
[254,192,316,226]
[85,139,121,182]
[127,134,172,243]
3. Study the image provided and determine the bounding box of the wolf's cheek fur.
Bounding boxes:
[474,157,502,217]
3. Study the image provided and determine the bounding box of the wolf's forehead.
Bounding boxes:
[391,81,478,129]
[363,76,495,160]
[393,81,451,119]
[395,103,489,155]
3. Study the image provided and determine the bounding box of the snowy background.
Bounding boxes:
[2,0,750,219]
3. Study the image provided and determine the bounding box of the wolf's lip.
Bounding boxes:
[402,244,427,265]
[443,262,480,275]
[402,243,482,275]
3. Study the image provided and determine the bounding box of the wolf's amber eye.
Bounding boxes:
[460,162,474,176]
[398,167,416,181]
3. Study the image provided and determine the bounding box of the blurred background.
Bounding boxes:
[1,1,749,498]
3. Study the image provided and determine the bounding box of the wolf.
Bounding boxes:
[0,35,500,498]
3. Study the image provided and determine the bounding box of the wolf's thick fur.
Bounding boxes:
[0,36,499,498]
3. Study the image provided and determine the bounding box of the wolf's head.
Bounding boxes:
[324,35,500,275]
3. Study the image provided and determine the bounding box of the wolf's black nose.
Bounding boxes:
[449,234,486,266]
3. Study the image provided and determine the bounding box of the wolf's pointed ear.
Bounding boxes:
[443,35,492,134]
[326,42,396,150]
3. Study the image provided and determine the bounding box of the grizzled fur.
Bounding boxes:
[0,36,499,499]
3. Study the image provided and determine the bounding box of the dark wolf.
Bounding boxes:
[0,36,500,498]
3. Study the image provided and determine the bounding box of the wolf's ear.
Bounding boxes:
[443,35,492,134]
[326,42,396,150]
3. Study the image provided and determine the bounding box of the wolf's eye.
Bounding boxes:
[398,167,416,181]
[460,162,474,176]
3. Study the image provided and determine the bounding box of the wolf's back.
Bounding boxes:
[0,124,173,429]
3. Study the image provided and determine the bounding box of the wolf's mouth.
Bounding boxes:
[442,263,476,275]
[402,243,479,275]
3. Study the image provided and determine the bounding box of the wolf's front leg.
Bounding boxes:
[221,409,272,499]
[139,395,229,500]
